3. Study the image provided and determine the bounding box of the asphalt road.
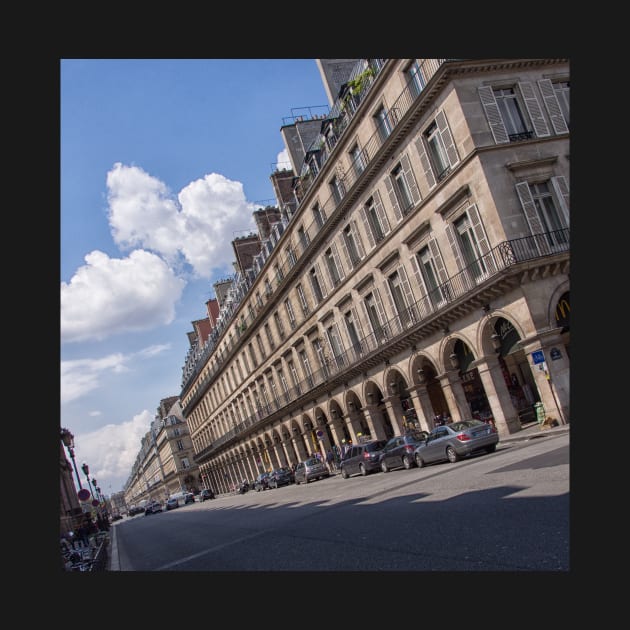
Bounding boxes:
[111,431,569,572]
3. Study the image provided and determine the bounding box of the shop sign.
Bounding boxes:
[550,347,562,361]
[531,350,545,365]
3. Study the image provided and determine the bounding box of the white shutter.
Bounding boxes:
[385,174,402,222]
[401,153,421,203]
[435,110,460,168]
[409,254,431,319]
[478,86,509,144]
[373,289,388,329]
[398,264,418,322]
[467,203,496,273]
[373,190,391,235]
[550,175,570,226]
[352,220,366,258]
[415,136,436,188]
[314,261,327,297]
[383,276,397,319]
[445,224,464,272]
[538,79,569,135]
[351,306,365,340]
[515,182,544,234]
[360,206,375,250]
[518,81,550,138]
[339,230,352,270]
[331,242,345,280]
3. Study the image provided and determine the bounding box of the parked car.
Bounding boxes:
[184,492,195,504]
[414,420,499,466]
[165,496,179,511]
[253,472,271,491]
[379,430,429,472]
[199,488,215,501]
[294,457,330,484]
[144,501,163,515]
[110,513,123,522]
[340,439,388,478]
[267,467,294,488]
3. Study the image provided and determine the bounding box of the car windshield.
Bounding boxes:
[406,431,426,442]
[366,440,387,451]
[305,458,320,466]
[449,420,484,431]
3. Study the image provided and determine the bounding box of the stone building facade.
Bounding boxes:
[180,58,570,494]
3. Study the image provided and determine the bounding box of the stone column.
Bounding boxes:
[519,329,570,424]
[472,356,520,435]
[383,395,405,436]
[406,385,433,432]
[437,369,469,422]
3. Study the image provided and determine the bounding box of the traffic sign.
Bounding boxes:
[531,350,545,365]
[77,488,91,501]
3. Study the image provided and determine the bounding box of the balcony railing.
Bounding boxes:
[192,228,569,459]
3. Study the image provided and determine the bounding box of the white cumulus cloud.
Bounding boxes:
[107,163,256,278]
[60,249,185,344]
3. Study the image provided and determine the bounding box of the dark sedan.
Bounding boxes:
[340,439,387,478]
[379,430,429,472]
[267,467,294,488]
[414,420,499,466]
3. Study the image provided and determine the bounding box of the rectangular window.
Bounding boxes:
[387,270,413,327]
[297,226,310,252]
[312,337,330,377]
[330,175,346,205]
[365,196,385,243]
[406,60,425,98]
[248,342,257,368]
[349,143,366,176]
[493,87,530,140]
[277,368,290,403]
[324,247,342,288]
[391,163,414,215]
[296,283,310,315]
[264,322,275,350]
[344,310,363,357]
[288,359,302,395]
[256,333,266,359]
[425,121,450,181]
[312,202,326,229]
[309,266,325,303]
[342,224,362,267]
[299,349,314,388]
[284,298,296,328]
[454,214,488,282]
[285,244,297,268]
[365,291,387,342]
[374,105,393,141]
[176,440,184,450]
[273,311,285,339]
[326,323,346,368]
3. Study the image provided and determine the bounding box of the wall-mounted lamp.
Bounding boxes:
[316,414,323,423]
[348,401,355,411]
[367,392,374,404]
[482,304,491,314]
[331,408,337,417]
[491,332,502,353]
[449,352,460,370]
[417,368,426,384]
[389,381,397,395]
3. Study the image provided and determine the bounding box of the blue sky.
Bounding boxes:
[60,59,330,495]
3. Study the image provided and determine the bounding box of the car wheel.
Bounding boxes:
[381,460,389,473]
[446,446,460,463]
[359,464,367,476]
[486,444,497,453]
[256,487,261,492]
[341,468,349,479]
[414,453,425,468]
[402,455,414,470]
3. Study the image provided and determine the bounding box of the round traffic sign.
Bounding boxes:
[92,499,100,507]
[77,488,91,501]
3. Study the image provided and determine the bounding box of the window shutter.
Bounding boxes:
[445,224,464,272]
[467,203,496,273]
[374,190,391,235]
[550,175,570,225]
[384,277,397,317]
[415,136,436,188]
[401,153,421,204]
[518,82,550,138]
[353,220,366,258]
[385,174,403,222]
[373,289,388,327]
[515,182,545,235]
[351,306,365,340]
[314,262,327,297]
[409,255,431,319]
[538,79,569,135]
[435,110,460,168]
[398,264,417,321]
[478,86,509,144]
[331,242,345,280]
[339,230,352,269]
[360,206,376,250]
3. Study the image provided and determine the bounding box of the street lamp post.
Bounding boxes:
[92,479,100,502]
[60,427,83,490]
[81,462,95,500]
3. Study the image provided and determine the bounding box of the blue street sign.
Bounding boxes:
[532,350,545,365]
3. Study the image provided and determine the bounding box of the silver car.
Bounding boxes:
[413,420,499,467]
[294,457,330,484]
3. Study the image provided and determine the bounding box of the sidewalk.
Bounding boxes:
[500,420,570,444]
